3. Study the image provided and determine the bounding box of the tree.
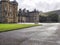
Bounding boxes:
[39,15,47,22]
[48,13,58,22]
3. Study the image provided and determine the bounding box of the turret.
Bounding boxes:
[11,0,18,5]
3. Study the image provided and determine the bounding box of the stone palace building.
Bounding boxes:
[18,9,40,23]
[0,0,18,23]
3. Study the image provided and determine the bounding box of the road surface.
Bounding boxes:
[0,23,60,45]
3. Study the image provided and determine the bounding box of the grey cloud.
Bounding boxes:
[11,0,60,12]
[35,1,60,12]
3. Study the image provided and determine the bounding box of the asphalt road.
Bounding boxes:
[0,23,60,45]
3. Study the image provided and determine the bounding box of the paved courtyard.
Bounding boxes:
[0,23,60,45]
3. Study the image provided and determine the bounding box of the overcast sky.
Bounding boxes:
[11,0,60,12]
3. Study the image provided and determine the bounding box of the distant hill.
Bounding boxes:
[40,10,60,17]
[45,10,60,15]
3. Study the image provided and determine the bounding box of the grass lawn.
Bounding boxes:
[0,24,40,32]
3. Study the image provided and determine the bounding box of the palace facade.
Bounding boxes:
[0,0,18,23]
[18,9,40,23]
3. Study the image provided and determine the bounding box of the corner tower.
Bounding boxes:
[1,0,10,23]
[0,0,18,23]
[11,0,18,23]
